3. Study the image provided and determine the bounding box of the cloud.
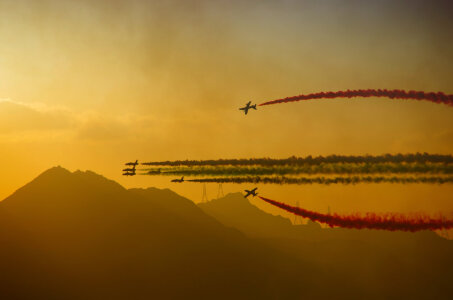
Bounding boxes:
[0,98,74,135]
[0,98,161,143]
[76,116,131,141]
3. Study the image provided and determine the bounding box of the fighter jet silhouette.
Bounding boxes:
[122,171,136,176]
[122,167,136,172]
[239,101,257,115]
[171,176,184,183]
[244,187,258,198]
[125,160,139,167]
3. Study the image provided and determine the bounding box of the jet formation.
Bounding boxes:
[239,101,257,115]
[123,162,259,198]
[243,187,258,198]
[123,160,139,176]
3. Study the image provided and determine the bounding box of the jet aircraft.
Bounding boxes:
[239,101,257,115]
[171,176,185,183]
[244,187,258,198]
[125,160,139,167]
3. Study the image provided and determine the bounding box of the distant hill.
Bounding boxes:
[0,167,331,300]
[199,193,295,238]
[199,192,449,243]
[200,193,453,299]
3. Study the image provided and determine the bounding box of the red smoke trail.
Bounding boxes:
[258,196,453,232]
[258,89,453,107]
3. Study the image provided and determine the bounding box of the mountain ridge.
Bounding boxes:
[0,166,451,299]
[198,191,453,299]
[0,166,325,299]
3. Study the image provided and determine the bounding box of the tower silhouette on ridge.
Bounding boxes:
[201,183,208,203]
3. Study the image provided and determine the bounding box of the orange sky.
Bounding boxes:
[1,0,452,221]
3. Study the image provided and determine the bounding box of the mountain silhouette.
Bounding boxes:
[1,167,452,299]
[200,193,453,299]
[0,167,330,299]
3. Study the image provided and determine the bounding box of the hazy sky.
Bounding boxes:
[1,0,452,219]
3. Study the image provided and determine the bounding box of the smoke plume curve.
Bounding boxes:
[258,196,453,232]
[259,89,453,107]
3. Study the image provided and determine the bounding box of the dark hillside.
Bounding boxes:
[0,167,323,299]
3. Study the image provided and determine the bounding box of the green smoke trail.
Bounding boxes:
[141,153,453,166]
[185,176,453,185]
[142,162,453,176]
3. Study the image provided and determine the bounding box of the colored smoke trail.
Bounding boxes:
[144,163,453,176]
[258,89,453,106]
[186,175,453,185]
[258,196,453,232]
[141,153,453,166]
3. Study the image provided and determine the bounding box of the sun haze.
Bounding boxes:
[1,0,452,217]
